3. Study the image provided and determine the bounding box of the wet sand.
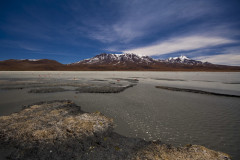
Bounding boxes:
[0,71,240,159]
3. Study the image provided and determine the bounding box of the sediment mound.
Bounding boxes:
[76,84,135,93]
[0,100,231,160]
[156,85,240,98]
[28,87,68,93]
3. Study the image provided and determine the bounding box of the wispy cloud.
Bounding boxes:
[0,40,74,56]
[68,0,222,44]
[122,35,235,56]
[196,54,240,66]
[1,0,240,64]
[0,40,41,51]
[195,46,240,66]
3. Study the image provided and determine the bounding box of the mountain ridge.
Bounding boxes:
[72,53,156,65]
[0,53,240,71]
[72,53,208,66]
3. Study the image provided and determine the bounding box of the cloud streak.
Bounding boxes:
[0,0,240,64]
[196,54,240,66]
[195,46,240,66]
[69,0,222,44]
[123,35,235,56]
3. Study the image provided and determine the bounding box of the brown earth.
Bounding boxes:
[0,59,240,71]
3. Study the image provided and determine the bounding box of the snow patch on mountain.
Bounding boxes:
[72,53,208,66]
[20,59,41,61]
[74,53,156,65]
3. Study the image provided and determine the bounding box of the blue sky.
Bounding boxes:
[0,0,240,65]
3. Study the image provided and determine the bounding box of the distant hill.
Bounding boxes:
[0,59,64,71]
[1,53,240,71]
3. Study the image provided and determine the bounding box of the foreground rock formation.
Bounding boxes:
[0,100,231,160]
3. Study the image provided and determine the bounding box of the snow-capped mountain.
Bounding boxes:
[7,59,42,62]
[165,55,204,65]
[72,53,206,66]
[167,55,189,62]
[24,59,41,61]
[1,53,240,71]
[74,53,156,65]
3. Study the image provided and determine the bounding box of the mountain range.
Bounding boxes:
[73,53,208,65]
[0,53,239,71]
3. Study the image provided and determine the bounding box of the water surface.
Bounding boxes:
[0,71,239,159]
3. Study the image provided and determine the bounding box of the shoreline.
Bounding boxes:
[0,100,231,160]
[0,71,239,159]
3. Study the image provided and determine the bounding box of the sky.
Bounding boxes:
[0,0,240,65]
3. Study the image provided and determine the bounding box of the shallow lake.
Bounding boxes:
[0,71,240,159]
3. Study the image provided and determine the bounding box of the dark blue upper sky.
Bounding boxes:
[0,0,240,65]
